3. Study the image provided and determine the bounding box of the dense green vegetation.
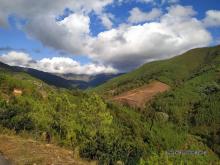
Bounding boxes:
[148,66,220,157]
[0,45,220,164]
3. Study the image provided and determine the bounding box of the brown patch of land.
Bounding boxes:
[112,81,170,109]
[0,135,95,165]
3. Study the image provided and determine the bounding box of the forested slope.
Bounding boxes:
[94,45,220,163]
[0,45,219,164]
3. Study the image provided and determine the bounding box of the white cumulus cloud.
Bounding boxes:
[0,51,117,75]
[99,13,114,29]
[128,7,162,24]
[0,0,114,53]
[88,5,212,71]
[0,51,32,67]
[36,57,117,74]
[203,10,220,27]
[167,5,196,17]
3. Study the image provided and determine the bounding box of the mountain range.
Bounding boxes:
[0,62,122,89]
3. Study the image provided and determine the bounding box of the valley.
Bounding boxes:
[0,62,121,90]
[0,45,219,164]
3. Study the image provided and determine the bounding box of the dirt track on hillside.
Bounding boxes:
[112,81,170,109]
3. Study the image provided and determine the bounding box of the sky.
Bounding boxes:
[0,0,220,75]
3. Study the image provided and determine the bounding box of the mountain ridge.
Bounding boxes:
[0,62,122,89]
[93,45,220,96]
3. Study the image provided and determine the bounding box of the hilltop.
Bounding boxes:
[94,45,220,96]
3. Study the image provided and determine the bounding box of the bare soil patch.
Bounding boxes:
[0,135,95,165]
[112,81,170,109]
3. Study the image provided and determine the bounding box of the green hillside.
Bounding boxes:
[93,45,220,163]
[0,45,219,164]
[94,45,220,96]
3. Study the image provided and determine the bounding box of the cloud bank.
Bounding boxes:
[0,51,117,75]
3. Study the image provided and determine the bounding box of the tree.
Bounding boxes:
[77,93,113,139]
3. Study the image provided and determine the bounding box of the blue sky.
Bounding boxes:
[0,0,220,74]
